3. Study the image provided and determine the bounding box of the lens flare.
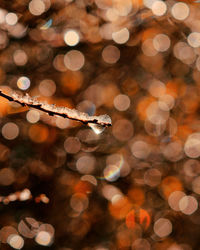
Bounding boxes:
[40,19,52,30]
[98,155,124,181]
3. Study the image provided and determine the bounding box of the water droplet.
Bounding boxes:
[88,123,105,134]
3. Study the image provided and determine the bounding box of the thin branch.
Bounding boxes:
[0,90,112,128]
[0,188,49,204]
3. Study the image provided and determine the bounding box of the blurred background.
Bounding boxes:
[0,0,200,249]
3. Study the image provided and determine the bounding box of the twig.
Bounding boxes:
[0,188,49,204]
[0,90,112,128]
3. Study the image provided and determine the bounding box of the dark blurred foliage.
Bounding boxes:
[0,0,200,249]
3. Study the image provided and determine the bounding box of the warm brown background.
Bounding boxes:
[0,0,200,249]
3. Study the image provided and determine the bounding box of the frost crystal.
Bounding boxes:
[0,90,112,129]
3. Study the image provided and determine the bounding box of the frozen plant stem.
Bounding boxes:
[0,90,112,130]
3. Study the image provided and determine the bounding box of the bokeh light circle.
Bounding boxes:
[17,76,30,90]
[154,218,172,237]
[13,50,28,66]
[64,30,80,46]
[113,94,130,111]
[2,122,19,140]
[26,110,40,124]
[5,13,18,26]
[153,34,171,52]
[131,140,150,159]
[168,191,186,211]
[152,1,167,16]
[187,32,200,48]
[102,45,120,64]
[112,28,129,44]
[179,195,198,215]
[35,231,52,246]
[7,234,24,249]
[64,50,85,71]
[29,0,45,16]
[171,2,190,21]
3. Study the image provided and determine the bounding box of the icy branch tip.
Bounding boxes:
[95,114,112,125]
[0,89,112,128]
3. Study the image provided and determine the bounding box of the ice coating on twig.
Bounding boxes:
[0,90,112,128]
